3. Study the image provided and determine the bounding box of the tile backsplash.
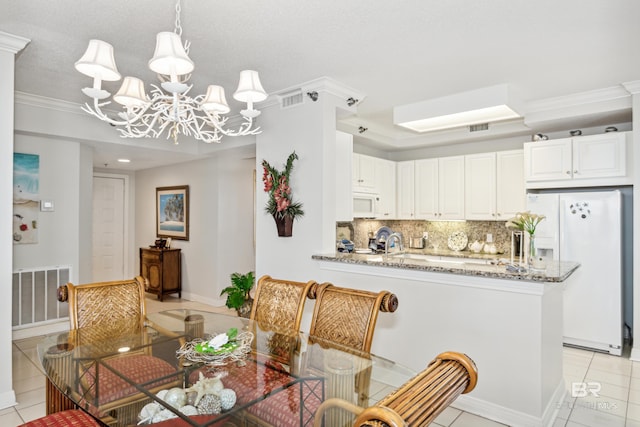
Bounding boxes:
[337,219,516,255]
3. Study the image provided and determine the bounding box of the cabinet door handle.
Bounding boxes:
[566,171,571,175]
[573,170,578,174]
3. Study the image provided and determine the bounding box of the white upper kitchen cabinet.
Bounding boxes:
[415,158,438,219]
[437,156,465,220]
[352,153,376,192]
[524,132,632,189]
[335,131,354,221]
[416,156,465,220]
[396,160,415,219]
[496,150,525,219]
[374,157,396,218]
[465,153,496,220]
[465,150,524,220]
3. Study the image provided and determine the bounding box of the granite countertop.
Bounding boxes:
[312,251,580,283]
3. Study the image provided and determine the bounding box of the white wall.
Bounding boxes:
[13,135,88,283]
[135,144,256,305]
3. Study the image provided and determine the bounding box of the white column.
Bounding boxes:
[623,81,640,361]
[0,31,30,409]
[254,79,362,279]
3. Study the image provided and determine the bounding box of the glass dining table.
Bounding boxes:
[38,309,416,427]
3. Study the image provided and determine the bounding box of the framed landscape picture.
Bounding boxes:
[156,185,189,240]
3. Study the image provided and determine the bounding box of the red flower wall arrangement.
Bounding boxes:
[262,151,304,237]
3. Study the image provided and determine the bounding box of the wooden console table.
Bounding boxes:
[139,247,181,301]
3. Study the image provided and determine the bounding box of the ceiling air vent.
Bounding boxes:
[278,89,304,109]
[469,123,489,132]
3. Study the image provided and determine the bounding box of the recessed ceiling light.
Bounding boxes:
[394,84,523,133]
[117,158,131,163]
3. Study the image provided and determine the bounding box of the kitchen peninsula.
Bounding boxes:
[313,251,580,427]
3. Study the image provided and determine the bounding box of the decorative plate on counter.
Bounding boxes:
[375,226,393,242]
[447,231,468,251]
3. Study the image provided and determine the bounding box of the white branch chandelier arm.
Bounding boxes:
[200,110,261,137]
[74,0,267,145]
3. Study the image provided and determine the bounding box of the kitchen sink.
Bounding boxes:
[363,253,494,266]
[390,253,441,262]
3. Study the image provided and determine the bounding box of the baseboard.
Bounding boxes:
[452,381,566,427]
[0,390,17,410]
[12,319,69,340]
[630,346,640,361]
[179,292,225,308]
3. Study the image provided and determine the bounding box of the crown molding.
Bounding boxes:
[524,85,631,127]
[526,85,630,113]
[622,80,640,95]
[0,31,30,54]
[15,91,88,115]
[263,76,367,112]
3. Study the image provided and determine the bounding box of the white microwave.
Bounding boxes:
[353,192,378,218]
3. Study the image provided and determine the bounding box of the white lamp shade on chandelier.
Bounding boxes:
[74,0,268,144]
[234,70,268,104]
[148,32,194,78]
[113,77,148,108]
[75,40,121,99]
[201,85,230,114]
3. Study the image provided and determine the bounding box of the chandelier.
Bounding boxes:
[74,0,267,144]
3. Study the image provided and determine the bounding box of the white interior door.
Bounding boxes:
[92,175,126,281]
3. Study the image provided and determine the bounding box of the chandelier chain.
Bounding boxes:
[174,0,183,36]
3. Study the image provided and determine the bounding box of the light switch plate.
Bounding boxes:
[40,200,54,212]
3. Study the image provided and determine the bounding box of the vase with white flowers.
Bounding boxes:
[506,211,546,270]
[262,151,304,237]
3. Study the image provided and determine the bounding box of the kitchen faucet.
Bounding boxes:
[385,232,404,255]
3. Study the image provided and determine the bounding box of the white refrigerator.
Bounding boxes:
[527,190,623,355]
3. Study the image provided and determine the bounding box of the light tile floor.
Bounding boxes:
[5,296,638,426]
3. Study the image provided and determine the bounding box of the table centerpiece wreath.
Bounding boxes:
[177,327,253,366]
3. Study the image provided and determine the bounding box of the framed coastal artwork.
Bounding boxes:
[13,153,40,244]
[156,185,189,240]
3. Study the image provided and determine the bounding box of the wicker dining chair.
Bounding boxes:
[18,409,102,427]
[308,283,398,353]
[313,351,478,427]
[250,275,319,332]
[242,284,399,427]
[249,275,319,365]
[54,276,179,426]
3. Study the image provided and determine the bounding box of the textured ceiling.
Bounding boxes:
[2,0,639,169]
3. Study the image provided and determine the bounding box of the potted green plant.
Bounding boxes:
[220,272,255,318]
